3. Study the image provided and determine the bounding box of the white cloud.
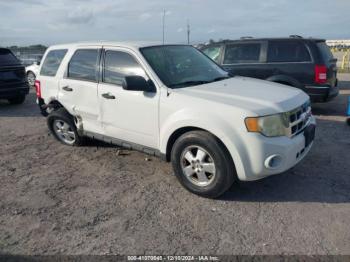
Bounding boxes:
[177,27,184,33]
[159,10,172,17]
[139,12,152,21]
[0,0,349,46]
[67,7,94,24]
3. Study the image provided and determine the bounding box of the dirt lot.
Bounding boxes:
[0,74,350,256]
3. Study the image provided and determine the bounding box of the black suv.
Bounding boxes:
[200,36,338,102]
[0,48,29,104]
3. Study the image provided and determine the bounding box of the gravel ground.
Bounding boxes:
[0,74,349,256]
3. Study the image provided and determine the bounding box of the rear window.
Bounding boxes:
[40,49,67,77]
[0,49,20,66]
[317,42,334,62]
[67,49,99,82]
[267,41,311,63]
[201,46,221,63]
[223,43,261,64]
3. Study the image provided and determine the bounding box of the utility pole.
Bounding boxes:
[162,10,166,45]
[187,19,190,45]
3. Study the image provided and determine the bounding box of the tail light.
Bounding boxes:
[34,80,41,98]
[314,65,327,84]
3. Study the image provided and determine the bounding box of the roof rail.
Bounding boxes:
[289,35,303,38]
[240,36,254,40]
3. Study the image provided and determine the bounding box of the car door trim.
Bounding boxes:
[84,131,163,158]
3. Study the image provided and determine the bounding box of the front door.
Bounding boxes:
[98,48,159,149]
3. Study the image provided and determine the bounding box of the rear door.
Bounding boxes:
[221,41,266,78]
[0,49,26,90]
[263,40,314,85]
[39,49,68,102]
[58,47,102,134]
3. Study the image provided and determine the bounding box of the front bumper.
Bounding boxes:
[236,116,316,181]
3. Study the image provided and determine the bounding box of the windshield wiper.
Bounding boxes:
[169,80,211,88]
[169,75,232,88]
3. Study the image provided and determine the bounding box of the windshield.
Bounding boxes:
[140,45,229,88]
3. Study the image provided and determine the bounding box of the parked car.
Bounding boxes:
[0,48,29,104]
[35,42,315,198]
[26,61,40,86]
[200,36,338,102]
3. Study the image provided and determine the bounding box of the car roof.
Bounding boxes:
[204,37,325,45]
[47,41,186,51]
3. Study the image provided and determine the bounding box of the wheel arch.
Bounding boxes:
[165,126,204,162]
[47,99,65,111]
[163,125,245,178]
[160,113,248,181]
[26,70,36,76]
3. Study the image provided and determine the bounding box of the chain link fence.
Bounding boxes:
[8,45,47,66]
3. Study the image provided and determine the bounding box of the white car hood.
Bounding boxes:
[172,76,309,115]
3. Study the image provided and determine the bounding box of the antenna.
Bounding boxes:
[187,19,190,45]
[162,10,166,45]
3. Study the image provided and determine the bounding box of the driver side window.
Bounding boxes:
[103,51,146,86]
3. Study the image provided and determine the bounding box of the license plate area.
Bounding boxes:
[304,124,316,148]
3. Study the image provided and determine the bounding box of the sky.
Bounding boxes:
[0,0,350,46]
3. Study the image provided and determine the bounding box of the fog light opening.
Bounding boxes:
[264,155,282,169]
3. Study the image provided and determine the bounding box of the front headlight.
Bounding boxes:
[245,113,289,137]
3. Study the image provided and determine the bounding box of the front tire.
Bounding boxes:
[8,95,26,105]
[47,108,84,146]
[171,130,235,198]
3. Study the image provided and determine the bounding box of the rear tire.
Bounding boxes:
[8,95,26,105]
[171,130,235,198]
[47,108,84,146]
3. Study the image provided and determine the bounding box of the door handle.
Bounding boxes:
[102,93,116,99]
[62,86,73,92]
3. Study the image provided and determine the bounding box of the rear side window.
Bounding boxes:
[68,49,99,82]
[317,42,334,62]
[0,49,20,66]
[40,49,67,76]
[267,41,311,63]
[202,46,221,63]
[223,43,261,64]
[103,51,146,86]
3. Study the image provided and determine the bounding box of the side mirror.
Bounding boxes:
[122,75,156,93]
[35,61,40,66]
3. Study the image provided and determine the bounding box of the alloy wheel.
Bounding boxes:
[53,120,76,145]
[180,146,216,187]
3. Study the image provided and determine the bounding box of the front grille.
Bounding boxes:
[286,101,312,137]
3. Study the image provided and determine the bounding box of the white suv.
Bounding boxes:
[35,42,316,198]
